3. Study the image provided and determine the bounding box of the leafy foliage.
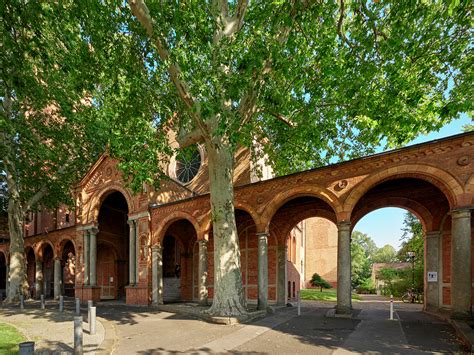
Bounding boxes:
[397,212,424,267]
[373,244,397,264]
[351,231,377,288]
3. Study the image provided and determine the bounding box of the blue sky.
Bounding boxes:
[354,114,472,250]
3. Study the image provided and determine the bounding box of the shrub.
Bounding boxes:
[310,273,331,292]
[356,278,376,294]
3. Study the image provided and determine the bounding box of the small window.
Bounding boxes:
[65,213,70,223]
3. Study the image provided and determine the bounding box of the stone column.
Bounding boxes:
[151,245,163,305]
[451,209,472,318]
[257,232,269,310]
[425,231,440,311]
[128,220,136,286]
[336,221,352,314]
[54,258,61,299]
[35,260,44,297]
[198,240,208,305]
[277,245,288,306]
[89,228,98,287]
[83,231,90,286]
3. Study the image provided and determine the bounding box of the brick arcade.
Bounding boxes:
[0,132,473,317]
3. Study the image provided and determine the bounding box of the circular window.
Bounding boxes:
[174,146,201,184]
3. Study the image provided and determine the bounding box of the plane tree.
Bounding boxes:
[2,1,471,316]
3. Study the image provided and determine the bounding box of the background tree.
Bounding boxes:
[1,2,110,301]
[373,245,397,264]
[310,273,331,292]
[351,231,376,288]
[397,212,424,266]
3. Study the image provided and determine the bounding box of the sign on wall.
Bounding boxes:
[427,272,438,282]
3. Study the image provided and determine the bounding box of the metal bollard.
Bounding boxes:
[87,300,93,325]
[59,295,64,312]
[18,341,35,355]
[90,306,96,335]
[20,294,24,310]
[297,291,301,316]
[75,298,80,315]
[40,294,45,310]
[390,294,394,320]
[74,316,83,355]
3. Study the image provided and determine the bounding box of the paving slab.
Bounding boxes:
[0,300,109,354]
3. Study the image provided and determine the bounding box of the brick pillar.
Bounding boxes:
[198,240,208,305]
[425,231,440,311]
[152,245,163,305]
[277,245,287,306]
[128,220,136,286]
[83,230,89,286]
[257,232,269,310]
[336,221,351,314]
[451,209,472,319]
[89,228,98,287]
[54,258,61,299]
[35,260,43,297]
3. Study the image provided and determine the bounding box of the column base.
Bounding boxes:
[75,286,101,303]
[198,298,208,306]
[126,286,149,305]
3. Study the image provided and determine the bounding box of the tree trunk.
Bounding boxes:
[6,197,28,302]
[205,141,247,316]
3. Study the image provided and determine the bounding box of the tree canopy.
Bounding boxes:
[1,0,471,313]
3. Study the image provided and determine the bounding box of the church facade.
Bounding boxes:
[0,132,473,317]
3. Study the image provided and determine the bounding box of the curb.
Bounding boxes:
[95,316,118,354]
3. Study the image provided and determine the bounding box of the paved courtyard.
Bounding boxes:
[0,296,466,354]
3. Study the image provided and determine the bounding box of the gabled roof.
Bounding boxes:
[75,152,109,188]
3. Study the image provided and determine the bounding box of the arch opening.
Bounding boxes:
[61,240,76,297]
[161,219,197,302]
[268,196,338,303]
[0,252,6,298]
[97,191,129,300]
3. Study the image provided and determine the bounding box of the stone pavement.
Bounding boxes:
[96,297,463,354]
[0,299,112,354]
[0,297,466,354]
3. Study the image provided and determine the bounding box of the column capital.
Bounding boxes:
[127,219,137,227]
[426,231,440,239]
[256,232,269,240]
[277,245,288,251]
[337,221,351,230]
[85,226,99,235]
[450,209,471,219]
[198,239,208,245]
[151,244,162,252]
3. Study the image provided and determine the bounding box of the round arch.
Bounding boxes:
[85,184,135,225]
[351,197,433,233]
[57,238,77,258]
[153,211,201,245]
[35,239,56,261]
[261,185,342,231]
[234,201,262,231]
[344,165,463,214]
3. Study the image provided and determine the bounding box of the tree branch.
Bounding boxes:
[176,127,204,148]
[129,0,208,135]
[266,111,296,127]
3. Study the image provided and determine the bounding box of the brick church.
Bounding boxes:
[0,131,473,317]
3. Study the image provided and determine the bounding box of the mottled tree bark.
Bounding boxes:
[205,141,247,316]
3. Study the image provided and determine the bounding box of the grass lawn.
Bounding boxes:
[300,288,361,302]
[0,322,26,355]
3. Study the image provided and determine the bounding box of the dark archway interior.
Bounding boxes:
[62,240,75,297]
[98,191,129,300]
[162,219,197,302]
[26,248,35,296]
[42,244,54,297]
[0,253,6,297]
